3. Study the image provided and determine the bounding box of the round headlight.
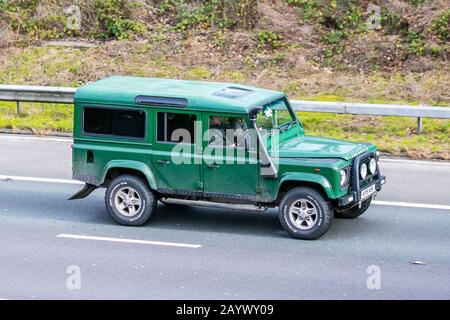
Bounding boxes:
[369,158,377,174]
[339,169,347,186]
[360,163,368,180]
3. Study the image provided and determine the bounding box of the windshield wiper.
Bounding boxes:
[279,120,297,132]
[286,120,297,131]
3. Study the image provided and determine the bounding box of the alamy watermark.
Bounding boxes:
[66,265,81,290]
[64,4,82,31]
[366,4,382,30]
[366,265,381,290]
[165,123,280,170]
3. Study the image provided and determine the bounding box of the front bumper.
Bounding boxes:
[337,151,386,207]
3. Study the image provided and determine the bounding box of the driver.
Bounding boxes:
[228,117,244,147]
[209,116,225,145]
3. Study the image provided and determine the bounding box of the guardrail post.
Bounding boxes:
[417,117,423,134]
[16,101,22,117]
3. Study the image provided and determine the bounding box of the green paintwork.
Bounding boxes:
[72,77,380,205]
[101,160,158,189]
[200,111,259,196]
[151,109,202,191]
[279,172,334,198]
[277,135,371,161]
[264,158,348,200]
[75,76,285,114]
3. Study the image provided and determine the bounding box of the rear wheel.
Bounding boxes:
[335,198,372,219]
[105,175,157,226]
[279,187,333,240]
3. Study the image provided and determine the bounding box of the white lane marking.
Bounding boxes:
[0,135,72,143]
[373,200,450,211]
[0,175,83,185]
[380,158,450,166]
[56,234,202,249]
[3,175,450,211]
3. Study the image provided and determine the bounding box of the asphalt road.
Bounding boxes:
[0,134,449,300]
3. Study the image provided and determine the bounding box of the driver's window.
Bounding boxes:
[256,110,273,131]
[256,98,296,132]
[208,116,247,148]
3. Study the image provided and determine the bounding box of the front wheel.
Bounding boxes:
[105,175,157,226]
[335,198,372,219]
[279,187,333,240]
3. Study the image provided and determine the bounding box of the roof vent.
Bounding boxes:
[212,86,253,99]
[135,96,188,108]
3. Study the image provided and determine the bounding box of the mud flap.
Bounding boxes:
[68,183,98,200]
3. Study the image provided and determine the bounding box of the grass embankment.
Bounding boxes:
[0,44,448,160]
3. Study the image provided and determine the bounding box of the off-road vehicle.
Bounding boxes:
[70,76,386,240]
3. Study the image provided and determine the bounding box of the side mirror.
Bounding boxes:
[263,106,273,118]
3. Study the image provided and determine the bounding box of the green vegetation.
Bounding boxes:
[283,0,449,64]
[161,0,258,31]
[0,1,449,159]
[1,1,448,65]
[0,102,73,133]
[257,30,283,50]
[0,0,258,40]
[0,44,448,159]
[300,113,449,160]
[406,0,425,7]
[0,0,147,40]
[431,9,450,42]
[92,0,147,40]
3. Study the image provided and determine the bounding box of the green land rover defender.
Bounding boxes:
[70,76,386,240]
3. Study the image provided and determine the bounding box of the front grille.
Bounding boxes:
[349,151,381,201]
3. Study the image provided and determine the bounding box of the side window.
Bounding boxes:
[208,116,246,148]
[157,112,196,144]
[83,107,146,138]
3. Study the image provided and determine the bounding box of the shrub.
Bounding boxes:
[431,9,450,42]
[92,0,146,40]
[257,30,283,50]
[161,0,258,31]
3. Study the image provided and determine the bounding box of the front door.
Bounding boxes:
[152,110,202,192]
[202,113,259,197]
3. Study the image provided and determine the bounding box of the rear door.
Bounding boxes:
[152,109,202,192]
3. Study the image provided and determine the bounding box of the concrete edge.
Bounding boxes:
[0,128,72,137]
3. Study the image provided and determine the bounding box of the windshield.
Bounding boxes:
[256,98,297,132]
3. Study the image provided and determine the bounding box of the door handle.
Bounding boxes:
[207,163,220,169]
[157,159,170,166]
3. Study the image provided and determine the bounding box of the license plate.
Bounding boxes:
[361,184,376,200]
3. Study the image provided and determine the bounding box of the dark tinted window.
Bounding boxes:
[83,107,145,138]
[157,112,196,144]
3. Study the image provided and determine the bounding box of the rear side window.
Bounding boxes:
[157,112,196,144]
[83,107,146,138]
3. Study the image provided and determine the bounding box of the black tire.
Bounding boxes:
[105,175,157,226]
[279,187,333,240]
[335,198,372,219]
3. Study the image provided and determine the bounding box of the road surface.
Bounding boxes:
[0,134,449,299]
